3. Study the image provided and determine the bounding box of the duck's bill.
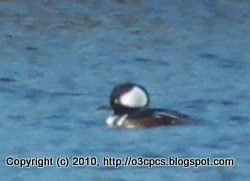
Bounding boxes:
[97,105,111,110]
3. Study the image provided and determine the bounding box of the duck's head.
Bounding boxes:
[109,83,149,115]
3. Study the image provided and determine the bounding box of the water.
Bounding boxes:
[0,0,250,180]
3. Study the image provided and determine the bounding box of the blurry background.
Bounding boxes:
[0,0,249,180]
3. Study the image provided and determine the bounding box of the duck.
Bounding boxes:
[100,83,192,128]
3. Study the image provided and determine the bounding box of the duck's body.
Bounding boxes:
[106,108,190,128]
[104,83,192,129]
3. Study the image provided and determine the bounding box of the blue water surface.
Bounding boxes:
[0,0,250,180]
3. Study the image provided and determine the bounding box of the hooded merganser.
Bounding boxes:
[102,83,192,129]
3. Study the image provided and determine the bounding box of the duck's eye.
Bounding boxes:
[111,99,119,106]
[114,99,119,104]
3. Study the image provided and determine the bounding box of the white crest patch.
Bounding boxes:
[120,86,148,108]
